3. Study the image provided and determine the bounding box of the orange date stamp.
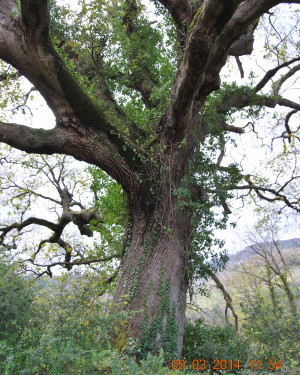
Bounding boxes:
[171,359,282,371]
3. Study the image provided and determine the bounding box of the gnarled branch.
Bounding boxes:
[0,0,142,180]
[255,57,300,93]
[273,63,300,95]
[232,175,300,213]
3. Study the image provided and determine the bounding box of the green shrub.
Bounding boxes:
[241,301,300,372]
[0,256,36,346]
[182,319,249,374]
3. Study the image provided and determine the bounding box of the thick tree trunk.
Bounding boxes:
[113,192,190,358]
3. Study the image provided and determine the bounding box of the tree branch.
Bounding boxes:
[160,1,240,139]
[0,217,57,244]
[0,119,140,189]
[66,34,143,139]
[277,97,300,111]
[228,20,258,57]
[271,110,300,144]
[20,0,50,40]
[20,254,119,278]
[0,0,143,178]
[233,175,300,212]
[29,254,118,269]
[284,110,298,144]
[0,70,21,81]
[156,0,193,30]
[0,152,104,270]
[235,56,244,78]
[159,0,285,141]
[220,121,246,134]
[216,92,300,116]
[254,57,300,93]
[0,208,102,248]
[211,272,238,331]
[200,261,238,331]
[117,0,160,109]
[0,122,64,154]
[273,63,300,95]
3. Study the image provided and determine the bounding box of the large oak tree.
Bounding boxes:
[0,0,299,357]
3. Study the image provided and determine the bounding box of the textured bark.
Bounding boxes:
[113,190,191,356]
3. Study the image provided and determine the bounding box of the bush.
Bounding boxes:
[241,301,300,372]
[0,255,36,346]
[182,319,249,374]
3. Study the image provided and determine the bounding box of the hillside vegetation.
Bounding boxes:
[186,238,300,374]
[189,238,300,323]
[1,238,299,374]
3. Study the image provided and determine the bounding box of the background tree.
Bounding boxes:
[0,252,36,347]
[0,0,299,357]
[0,147,125,286]
[238,224,299,314]
[216,221,300,370]
[184,219,300,373]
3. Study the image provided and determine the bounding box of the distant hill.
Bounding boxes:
[188,238,300,323]
[227,237,300,264]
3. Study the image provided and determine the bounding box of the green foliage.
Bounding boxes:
[88,166,128,288]
[0,253,36,346]
[177,131,242,282]
[1,0,299,369]
[44,0,300,305]
[261,6,300,64]
[0,61,31,121]
[0,260,134,374]
[0,251,298,374]
[89,166,128,228]
[182,319,249,374]
[49,0,177,137]
[0,256,188,374]
[168,83,263,285]
[204,82,264,130]
[241,298,300,371]
[96,349,185,374]
[189,231,300,374]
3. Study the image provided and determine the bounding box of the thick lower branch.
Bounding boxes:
[0,217,57,244]
[0,121,140,191]
[217,93,300,116]
[0,1,142,171]
[0,122,62,154]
